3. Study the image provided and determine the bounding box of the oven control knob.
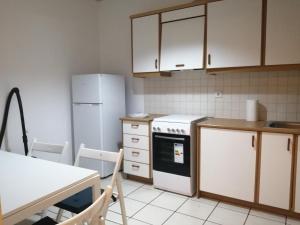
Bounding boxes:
[153,127,157,131]
[181,129,185,134]
[157,127,161,132]
[176,129,180,133]
[167,128,171,132]
[171,129,175,133]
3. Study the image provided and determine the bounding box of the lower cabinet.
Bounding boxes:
[259,133,293,210]
[295,135,300,213]
[122,120,152,179]
[200,128,257,202]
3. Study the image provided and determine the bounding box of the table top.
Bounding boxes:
[0,151,99,218]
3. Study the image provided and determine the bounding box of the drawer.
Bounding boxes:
[124,161,150,178]
[124,148,150,164]
[123,134,149,150]
[123,121,149,136]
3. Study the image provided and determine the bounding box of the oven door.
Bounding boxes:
[153,133,190,177]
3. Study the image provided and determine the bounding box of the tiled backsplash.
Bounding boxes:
[144,70,300,121]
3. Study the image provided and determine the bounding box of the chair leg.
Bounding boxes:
[56,209,64,222]
[116,174,127,225]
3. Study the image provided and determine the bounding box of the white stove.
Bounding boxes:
[152,114,207,196]
[152,115,206,135]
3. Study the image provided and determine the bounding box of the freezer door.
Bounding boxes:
[73,103,107,175]
[72,74,102,103]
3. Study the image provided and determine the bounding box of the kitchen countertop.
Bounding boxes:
[197,118,300,135]
[120,114,165,123]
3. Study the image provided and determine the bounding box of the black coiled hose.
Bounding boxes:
[0,88,28,155]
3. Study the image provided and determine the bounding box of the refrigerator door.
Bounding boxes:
[72,74,102,104]
[73,103,112,177]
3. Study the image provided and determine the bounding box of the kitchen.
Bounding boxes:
[0,0,300,225]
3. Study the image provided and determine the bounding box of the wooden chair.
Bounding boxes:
[28,138,68,218]
[56,145,127,225]
[33,186,113,225]
[28,138,68,162]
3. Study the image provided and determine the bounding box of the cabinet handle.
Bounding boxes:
[252,136,255,148]
[287,138,291,151]
[155,59,158,69]
[176,64,185,68]
[132,151,140,156]
[131,164,140,170]
[131,138,140,143]
[208,54,211,65]
[131,124,139,129]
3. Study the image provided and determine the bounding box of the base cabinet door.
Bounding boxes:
[200,128,257,202]
[259,133,293,210]
[295,135,300,213]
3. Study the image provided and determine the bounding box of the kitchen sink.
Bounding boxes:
[267,121,300,129]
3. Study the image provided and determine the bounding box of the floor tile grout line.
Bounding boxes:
[248,212,287,224]
[242,206,251,225]
[128,188,166,221]
[204,201,220,224]
[161,196,191,225]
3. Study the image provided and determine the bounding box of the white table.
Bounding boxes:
[0,151,100,225]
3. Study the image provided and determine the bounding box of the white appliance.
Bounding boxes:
[152,115,207,196]
[72,74,125,177]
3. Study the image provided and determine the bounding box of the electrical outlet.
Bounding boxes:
[215,92,223,98]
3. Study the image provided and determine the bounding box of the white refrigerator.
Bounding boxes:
[72,74,125,177]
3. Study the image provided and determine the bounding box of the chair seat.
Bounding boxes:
[55,188,92,214]
[32,216,57,225]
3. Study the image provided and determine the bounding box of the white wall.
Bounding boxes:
[0,0,100,163]
[98,0,192,114]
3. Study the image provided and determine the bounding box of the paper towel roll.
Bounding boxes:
[246,100,258,121]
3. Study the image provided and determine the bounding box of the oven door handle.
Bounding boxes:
[154,135,185,141]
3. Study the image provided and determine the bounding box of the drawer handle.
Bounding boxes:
[131,138,140,143]
[155,59,158,69]
[176,64,185,68]
[131,165,140,170]
[287,138,291,151]
[131,124,139,129]
[252,136,255,148]
[132,151,140,156]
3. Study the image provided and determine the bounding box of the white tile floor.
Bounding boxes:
[17,176,300,225]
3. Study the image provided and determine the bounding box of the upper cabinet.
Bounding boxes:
[132,15,159,74]
[207,0,262,69]
[265,0,300,65]
[160,6,205,71]
[295,135,300,213]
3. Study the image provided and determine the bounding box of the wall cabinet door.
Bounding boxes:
[132,15,159,73]
[259,133,293,210]
[295,135,300,213]
[207,0,262,68]
[160,7,205,71]
[265,0,300,65]
[200,128,257,202]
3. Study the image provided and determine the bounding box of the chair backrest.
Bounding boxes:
[58,186,113,225]
[75,144,124,187]
[27,138,68,159]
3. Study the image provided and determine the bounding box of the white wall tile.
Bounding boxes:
[144,70,300,121]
